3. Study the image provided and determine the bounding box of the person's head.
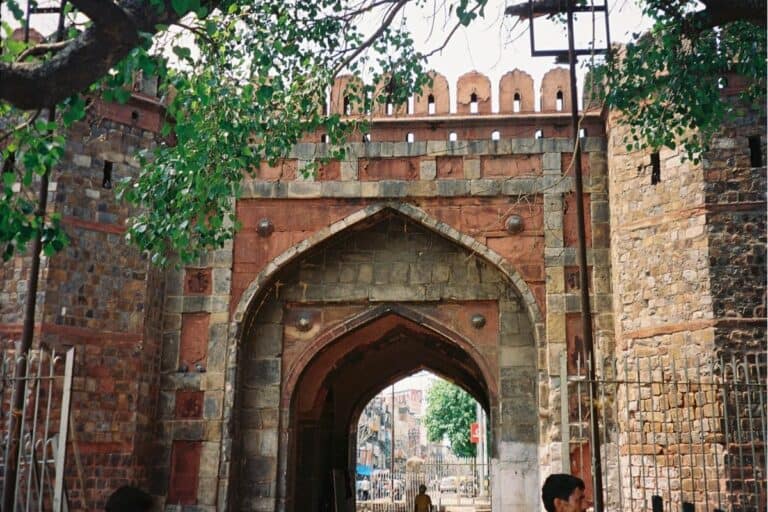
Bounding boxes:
[418,484,427,494]
[541,474,588,512]
[105,486,153,512]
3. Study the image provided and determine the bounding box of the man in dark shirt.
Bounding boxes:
[541,474,590,512]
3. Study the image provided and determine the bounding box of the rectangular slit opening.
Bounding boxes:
[749,135,763,167]
[103,161,113,189]
[650,152,661,185]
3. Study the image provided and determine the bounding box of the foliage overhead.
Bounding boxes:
[0,0,487,264]
[0,0,765,264]
[424,380,477,458]
[593,0,766,162]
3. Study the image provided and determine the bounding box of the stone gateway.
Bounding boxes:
[0,69,764,511]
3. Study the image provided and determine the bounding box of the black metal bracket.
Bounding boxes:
[528,0,612,59]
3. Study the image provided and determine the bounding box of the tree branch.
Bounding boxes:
[0,110,42,146]
[331,0,410,78]
[506,0,765,28]
[689,0,766,30]
[0,0,223,110]
[700,0,766,27]
[17,40,72,62]
[423,2,485,59]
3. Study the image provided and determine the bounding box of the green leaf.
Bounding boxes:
[172,45,192,61]
[170,0,190,16]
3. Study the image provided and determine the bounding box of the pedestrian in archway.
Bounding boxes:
[414,484,432,512]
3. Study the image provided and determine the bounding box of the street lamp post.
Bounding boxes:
[505,2,612,511]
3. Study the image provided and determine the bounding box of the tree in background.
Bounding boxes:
[424,380,476,458]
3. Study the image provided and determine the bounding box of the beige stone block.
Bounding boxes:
[205,421,222,441]
[546,313,566,343]
[341,158,358,180]
[197,477,218,505]
[546,267,565,293]
[420,159,437,180]
[502,332,534,347]
[361,181,380,197]
[243,428,279,457]
[201,372,225,390]
[73,154,92,167]
[500,346,536,367]
[243,385,280,408]
[463,158,481,179]
[547,343,566,375]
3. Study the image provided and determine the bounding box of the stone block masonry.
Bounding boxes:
[1,66,762,512]
[0,98,167,510]
[606,88,766,510]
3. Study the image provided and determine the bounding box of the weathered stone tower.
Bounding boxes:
[606,76,766,511]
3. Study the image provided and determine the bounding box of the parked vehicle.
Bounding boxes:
[458,477,478,496]
[439,476,458,493]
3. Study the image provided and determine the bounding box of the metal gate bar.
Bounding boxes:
[1,346,74,512]
[562,351,767,511]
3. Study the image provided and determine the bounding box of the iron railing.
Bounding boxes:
[355,458,490,512]
[562,351,767,512]
[0,346,74,512]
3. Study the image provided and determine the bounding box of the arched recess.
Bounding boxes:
[232,202,542,325]
[222,204,543,512]
[281,304,498,410]
[285,308,495,512]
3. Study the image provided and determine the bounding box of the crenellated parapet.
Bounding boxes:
[329,67,582,118]
[413,71,450,115]
[539,68,570,112]
[499,69,535,113]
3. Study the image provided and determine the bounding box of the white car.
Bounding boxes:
[439,476,458,493]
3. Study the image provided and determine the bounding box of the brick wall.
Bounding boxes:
[0,101,165,510]
[606,90,767,510]
[4,67,618,512]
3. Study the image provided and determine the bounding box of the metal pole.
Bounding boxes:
[2,132,52,512]
[561,352,572,474]
[565,2,603,509]
[391,384,395,504]
[53,348,74,512]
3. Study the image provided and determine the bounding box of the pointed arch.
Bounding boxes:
[221,201,544,512]
[232,201,543,328]
[281,303,498,412]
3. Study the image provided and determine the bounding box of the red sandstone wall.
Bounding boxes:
[233,196,547,315]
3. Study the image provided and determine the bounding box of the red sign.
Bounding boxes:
[470,422,480,444]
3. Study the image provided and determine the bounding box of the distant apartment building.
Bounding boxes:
[357,387,428,472]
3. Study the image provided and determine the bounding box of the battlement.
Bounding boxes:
[331,67,579,117]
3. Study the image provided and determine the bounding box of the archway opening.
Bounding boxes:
[230,208,542,512]
[287,312,493,512]
[355,371,491,511]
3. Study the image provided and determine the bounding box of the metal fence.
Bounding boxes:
[562,351,767,512]
[0,346,75,512]
[356,458,491,512]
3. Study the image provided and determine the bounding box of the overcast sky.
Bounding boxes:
[405,0,650,111]
[2,0,651,110]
